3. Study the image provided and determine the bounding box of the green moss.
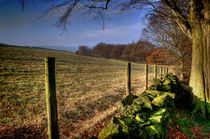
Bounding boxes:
[139,124,163,139]
[149,108,168,125]
[153,108,167,116]
[172,114,193,138]
[123,104,142,117]
[113,117,131,135]
[149,73,179,93]
[98,73,179,139]
[122,94,138,107]
[149,115,162,123]
[138,95,153,111]
[98,118,120,139]
[163,79,171,85]
[152,94,174,108]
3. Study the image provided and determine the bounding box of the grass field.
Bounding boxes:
[0,45,161,138]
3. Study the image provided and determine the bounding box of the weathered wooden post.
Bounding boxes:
[163,65,165,75]
[154,65,157,78]
[126,63,131,95]
[166,66,169,74]
[45,57,59,139]
[145,64,148,90]
[160,65,163,78]
[164,65,167,74]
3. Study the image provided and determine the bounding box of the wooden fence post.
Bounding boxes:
[126,63,131,95]
[154,65,157,78]
[160,65,163,78]
[162,65,164,75]
[145,64,148,90]
[163,66,165,75]
[45,57,59,139]
[165,65,167,74]
[166,66,169,74]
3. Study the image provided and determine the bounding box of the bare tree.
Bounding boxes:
[124,0,210,118]
[142,11,192,81]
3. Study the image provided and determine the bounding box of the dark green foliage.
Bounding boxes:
[170,109,210,138]
[171,112,194,138]
[98,74,179,139]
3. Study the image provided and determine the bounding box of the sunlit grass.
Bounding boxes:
[0,46,160,138]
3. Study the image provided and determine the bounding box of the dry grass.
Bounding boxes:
[0,46,162,138]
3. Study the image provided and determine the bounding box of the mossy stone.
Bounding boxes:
[98,118,120,139]
[138,95,153,111]
[145,90,162,96]
[151,94,173,107]
[98,73,179,139]
[113,117,132,135]
[139,124,163,139]
[149,115,163,124]
[122,94,138,106]
[123,104,142,117]
[163,79,171,85]
[135,113,145,123]
[135,112,148,123]
[152,108,167,116]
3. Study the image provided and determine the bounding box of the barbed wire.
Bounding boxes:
[0,57,43,62]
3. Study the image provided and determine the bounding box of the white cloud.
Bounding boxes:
[85,23,142,39]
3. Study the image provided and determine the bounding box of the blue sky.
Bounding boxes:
[0,0,146,51]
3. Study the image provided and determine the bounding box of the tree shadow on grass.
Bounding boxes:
[0,125,47,139]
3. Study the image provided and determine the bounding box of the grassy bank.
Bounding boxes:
[0,46,158,138]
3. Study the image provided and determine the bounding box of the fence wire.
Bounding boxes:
[0,46,170,138]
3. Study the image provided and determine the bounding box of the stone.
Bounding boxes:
[98,118,120,139]
[123,104,142,117]
[135,113,145,123]
[138,95,153,111]
[122,94,138,106]
[139,124,163,139]
[151,94,174,108]
[149,115,163,124]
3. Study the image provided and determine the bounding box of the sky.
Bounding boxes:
[0,0,146,51]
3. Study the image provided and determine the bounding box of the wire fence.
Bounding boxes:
[0,46,171,138]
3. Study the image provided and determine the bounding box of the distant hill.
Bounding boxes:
[0,42,76,52]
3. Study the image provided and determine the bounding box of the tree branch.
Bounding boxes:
[162,0,192,39]
[57,0,80,29]
[84,0,110,10]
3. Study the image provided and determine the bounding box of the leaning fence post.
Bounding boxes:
[154,65,157,78]
[45,57,59,139]
[145,64,148,90]
[160,65,163,78]
[126,63,131,95]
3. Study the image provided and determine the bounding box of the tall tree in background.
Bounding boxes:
[146,48,170,64]
[76,46,92,56]
[109,44,126,60]
[142,11,192,80]
[91,43,113,58]
[163,0,210,118]
[123,0,209,118]
[21,0,209,118]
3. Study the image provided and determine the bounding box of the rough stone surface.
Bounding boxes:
[98,74,179,139]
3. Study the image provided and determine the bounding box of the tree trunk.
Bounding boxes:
[179,59,184,81]
[189,0,210,118]
[202,0,210,118]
